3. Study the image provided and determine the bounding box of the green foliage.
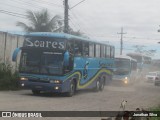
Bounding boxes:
[150,105,160,120]
[0,62,19,90]
[16,9,63,32]
[150,105,160,111]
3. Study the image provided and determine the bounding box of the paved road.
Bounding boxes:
[0,79,159,120]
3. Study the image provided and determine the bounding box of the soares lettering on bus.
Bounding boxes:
[25,39,65,49]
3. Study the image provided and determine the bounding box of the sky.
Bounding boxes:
[0,0,160,59]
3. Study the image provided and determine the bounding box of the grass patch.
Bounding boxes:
[149,105,160,120]
[150,105,160,111]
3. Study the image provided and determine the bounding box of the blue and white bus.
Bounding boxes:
[12,32,115,96]
[127,53,151,72]
[112,56,137,85]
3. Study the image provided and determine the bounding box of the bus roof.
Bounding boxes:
[10,32,114,47]
[115,55,137,62]
[127,52,151,58]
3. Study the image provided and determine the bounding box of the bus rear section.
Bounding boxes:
[12,32,115,96]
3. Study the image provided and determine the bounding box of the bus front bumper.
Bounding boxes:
[19,80,68,93]
[112,77,129,85]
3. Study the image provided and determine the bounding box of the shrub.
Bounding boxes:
[0,62,19,90]
[150,105,160,120]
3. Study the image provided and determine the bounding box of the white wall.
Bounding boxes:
[0,31,24,70]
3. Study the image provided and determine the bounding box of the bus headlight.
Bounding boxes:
[124,77,128,84]
[124,80,128,84]
[20,77,28,81]
[50,80,62,84]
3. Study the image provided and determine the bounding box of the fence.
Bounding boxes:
[0,31,24,71]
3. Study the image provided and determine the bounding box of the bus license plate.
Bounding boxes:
[35,86,42,88]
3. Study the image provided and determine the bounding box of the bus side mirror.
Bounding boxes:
[64,51,70,66]
[12,47,21,62]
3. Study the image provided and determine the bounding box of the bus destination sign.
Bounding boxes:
[24,38,65,50]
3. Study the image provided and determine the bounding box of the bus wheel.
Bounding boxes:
[66,81,76,97]
[94,80,100,92]
[32,90,40,95]
[100,78,105,91]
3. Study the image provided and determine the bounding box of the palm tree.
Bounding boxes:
[16,9,63,32]
[69,28,89,38]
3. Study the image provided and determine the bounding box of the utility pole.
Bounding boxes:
[117,27,127,55]
[63,0,86,33]
[64,0,69,33]
[158,25,160,32]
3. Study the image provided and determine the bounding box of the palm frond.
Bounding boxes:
[17,9,63,32]
[26,10,38,26]
[16,22,34,32]
[40,9,50,24]
[47,15,62,31]
[52,26,64,32]
[49,15,61,26]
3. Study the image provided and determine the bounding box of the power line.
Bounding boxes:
[0,2,29,11]
[32,0,63,8]
[70,0,86,9]
[69,14,87,34]
[0,11,26,19]
[0,10,26,17]
[64,0,87,33]
[69,19,80,31]
[69,10,94,35]
[68,1,97,36]
[123,40,159,44]
[124,36,160,41]
[1,0,64,20]
[0,10,26,19]
[6,0,60,10]
[8,0,48,10]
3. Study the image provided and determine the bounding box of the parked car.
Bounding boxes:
[145,71,160,83]
[155,77,160,86]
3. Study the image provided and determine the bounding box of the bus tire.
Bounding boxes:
[66,80,76,97]
[94,80,100,92]
[32,90,40,95]
[100,77,105,91]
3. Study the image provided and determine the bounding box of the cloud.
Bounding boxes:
[1,0,160,58]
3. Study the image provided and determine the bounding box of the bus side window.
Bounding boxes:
[83,42,89,57]
[101,45,105,58]
[89,43,94,57]
[110,47,115,58]
[66,40,74,72]
[110,47,112,58]
[113,47,115,58]
[74,40,82,56]
[105,46,110,58]
[95,44,100,58]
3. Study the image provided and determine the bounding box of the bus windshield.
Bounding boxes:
[114,58,130,75]
[19,50,64,75]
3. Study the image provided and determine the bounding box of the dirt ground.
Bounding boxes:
[0,78,159,120]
